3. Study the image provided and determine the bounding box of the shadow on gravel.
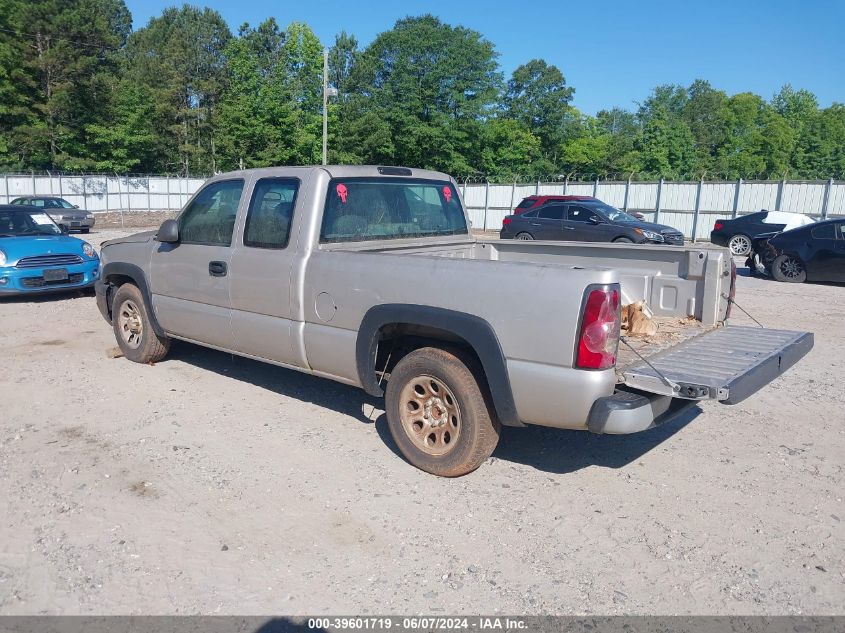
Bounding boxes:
[167,340,700,475]
[0,287,94,303]
[167,341,383,425]
[490,405,700,475]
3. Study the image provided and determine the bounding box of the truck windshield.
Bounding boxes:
[320,178,468,243]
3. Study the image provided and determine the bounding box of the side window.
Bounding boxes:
[538,205,564,220]
[568,205,599,223]
[243,178,299,249]
[516,198,535,210]
[179,179,244,246]
[837,223,845,240]
[31,199,45,207]
[811,223,836,240]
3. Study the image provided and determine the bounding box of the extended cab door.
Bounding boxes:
[149,178,245,350]
[228,176,304,366]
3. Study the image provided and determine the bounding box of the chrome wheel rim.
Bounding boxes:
[778,256,804,279]
[729,235,751,256]
[399,375,461,456]
[117,299,143,349]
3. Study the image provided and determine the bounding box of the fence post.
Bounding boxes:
[563,174,569,195]
[732,178,742,218]
[821,177,833,220]
[3,173,8,204]
[47,170,53,194]
[58,173,62,200]
[461,179,467,203]
[483,179,490,231]
[593,177,599,197]
[509,180,516,214]
[535,178,540,195]
[126,175,132,216]
[776,178,785,211]
[114,173,125,229]
[31,171,36,196]
[81,177,87,211]
[691,177,704,243]
[623,175,631,211]
[147,177,152,212]
[655,178,663,223]
[166,175,171,212]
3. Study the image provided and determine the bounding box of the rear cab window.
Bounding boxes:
[320,178,467,243]
[243,178,299,249]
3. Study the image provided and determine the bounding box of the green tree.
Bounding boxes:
[125,5,231,174]
[504,59,574,160]
[0,0,131,170]
[347,15,501,172]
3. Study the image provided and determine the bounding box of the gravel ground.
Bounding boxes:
[0,227,842,615]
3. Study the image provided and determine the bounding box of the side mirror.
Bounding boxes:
[157,219,179,243]
[72,204,79,209]
[60,225,69,235]
[588,215,603,225]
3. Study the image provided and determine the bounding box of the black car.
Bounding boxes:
[500,199,684,245]
[746,219,845,283]
[710,210,815,257]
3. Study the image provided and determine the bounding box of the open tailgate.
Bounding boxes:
[620,325,813,404]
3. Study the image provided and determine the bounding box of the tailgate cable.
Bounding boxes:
[619,336,681,394]
[721,293,765,328]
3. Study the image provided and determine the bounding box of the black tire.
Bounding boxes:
[515,232,534,240]
[385,347,501,477]
[613,236,634,243]
[111,283,171,363]
[81,228,90,234]
[771,254,807,283]
[728,234,752,257]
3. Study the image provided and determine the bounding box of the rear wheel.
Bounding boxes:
[515,232,534,240]
[771,254,807,283]
[728,234,752,256]
[112,283,171,363]
[385,347,500,477]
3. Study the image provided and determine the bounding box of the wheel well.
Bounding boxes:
[375,323,483,382]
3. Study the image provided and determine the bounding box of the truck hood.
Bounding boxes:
[101,230,157,248]
[0,234,94,264]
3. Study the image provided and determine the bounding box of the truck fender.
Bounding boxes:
[356,304,522,427]
[100,262,166,338]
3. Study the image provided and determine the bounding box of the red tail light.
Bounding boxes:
[576,286,621,370]
[714,221,724,231]
[502,217,512,226]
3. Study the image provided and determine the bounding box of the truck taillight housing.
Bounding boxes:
[576,286,621,370]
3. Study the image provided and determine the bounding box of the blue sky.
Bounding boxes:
[125,0,844,115]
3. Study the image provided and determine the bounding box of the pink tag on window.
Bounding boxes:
[443,186,452,202]
[336,183,348,203]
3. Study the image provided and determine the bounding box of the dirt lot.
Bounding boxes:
[0,227,842,615]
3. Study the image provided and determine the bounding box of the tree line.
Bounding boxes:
[1,0,843,180]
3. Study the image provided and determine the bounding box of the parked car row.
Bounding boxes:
[710,209,816,256]
[9,196,96,233]
[746,219,845,283]
[500,196,685,245]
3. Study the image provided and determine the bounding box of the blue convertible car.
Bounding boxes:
[0,205,99,295]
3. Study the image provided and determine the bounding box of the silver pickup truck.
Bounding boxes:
[95,166,813,476]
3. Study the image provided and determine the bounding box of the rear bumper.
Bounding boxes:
[587,390,698,434]
[0,260,99,295]
[710,231,729,246]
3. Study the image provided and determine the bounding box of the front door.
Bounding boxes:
[229,176,303,366]
[808,222,845,282]
[565,204,614,241]
[149,178,245,350]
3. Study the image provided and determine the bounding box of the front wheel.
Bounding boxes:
[385,347,501,477]
[613,237,634,243]
[771,254,807,283]
[728,234,752,256]
[515,232,534,240]
[112,283,171,363]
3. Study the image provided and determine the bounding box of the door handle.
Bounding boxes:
[562,226,575,230]
[530,223,542,226]
[208,261,227,277]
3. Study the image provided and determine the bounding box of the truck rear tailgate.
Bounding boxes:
[620,325,813,404]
